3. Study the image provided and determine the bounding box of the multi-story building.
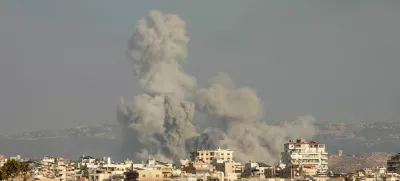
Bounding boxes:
[189,148,234,164]
[280,139,328,176]
[124,168,167,181]
[214,161,242,180]
[388,153,400,174]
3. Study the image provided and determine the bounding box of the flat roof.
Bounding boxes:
[285,141,324,144]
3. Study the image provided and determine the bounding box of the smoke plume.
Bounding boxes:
[118,10,197,163]
[117,10,316,164]
[195,73,316,163]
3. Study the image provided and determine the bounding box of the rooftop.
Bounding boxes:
[285,139,324,145]
[193,147,233,152]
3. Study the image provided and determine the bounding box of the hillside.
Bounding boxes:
[329,152,394,173]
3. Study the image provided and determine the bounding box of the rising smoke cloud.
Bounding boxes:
[117,10,316,164]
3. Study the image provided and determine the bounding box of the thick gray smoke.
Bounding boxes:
[195,73,316,163]
[118,10,316,164]
[118,10,197,163]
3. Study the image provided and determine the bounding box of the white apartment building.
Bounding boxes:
[189,148,234,164]
[281,139,328,175]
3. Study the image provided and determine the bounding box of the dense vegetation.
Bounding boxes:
[0,159,31,181]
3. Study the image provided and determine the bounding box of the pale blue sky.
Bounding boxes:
[0,0,399,133]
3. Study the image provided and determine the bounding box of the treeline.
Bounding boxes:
[0,159,31,181]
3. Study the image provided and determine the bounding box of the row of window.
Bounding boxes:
[200,153,231,156]
[141,174,169,178]
[200,157,231,160]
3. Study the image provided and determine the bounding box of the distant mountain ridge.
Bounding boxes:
[313,121,400,155]
[0,124,119,140]
[0,121,399,159]
[329,152,394,173]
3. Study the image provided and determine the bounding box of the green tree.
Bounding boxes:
[1,159,21,180]
[19,162,31,181]
[53,158,59,177]
[53,168,59,178]
[54,158,58,166]
[82,164,89,179]
[0,169,5,181]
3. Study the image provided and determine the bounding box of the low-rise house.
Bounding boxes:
[181,160,214,175]
[243,160,272,178]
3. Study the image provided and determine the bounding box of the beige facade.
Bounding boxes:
[125,169,170,181]
[190,148,233,164]
[181,160,214,175]
[214,162,242,180]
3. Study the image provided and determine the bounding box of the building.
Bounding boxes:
[243,160,272,178]
[9,155,22,161]
[124,168,166,181]
[181,160,214,175]
[337,150,343,157]
[189,148,233,164]
[281,139,328,176]
[0,155,7,167]
[42,156,56,165]
[279,165,300,179]
[387,153,400,174]
[214,161,242,180]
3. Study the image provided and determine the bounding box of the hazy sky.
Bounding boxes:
[0,0,399,133]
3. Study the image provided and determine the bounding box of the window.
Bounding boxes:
[227,153,230,155]
[156,174,160,177]
[141,174,146,178]
[164,174,168,178]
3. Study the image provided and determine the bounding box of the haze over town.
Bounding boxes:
[1,1,400,181]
